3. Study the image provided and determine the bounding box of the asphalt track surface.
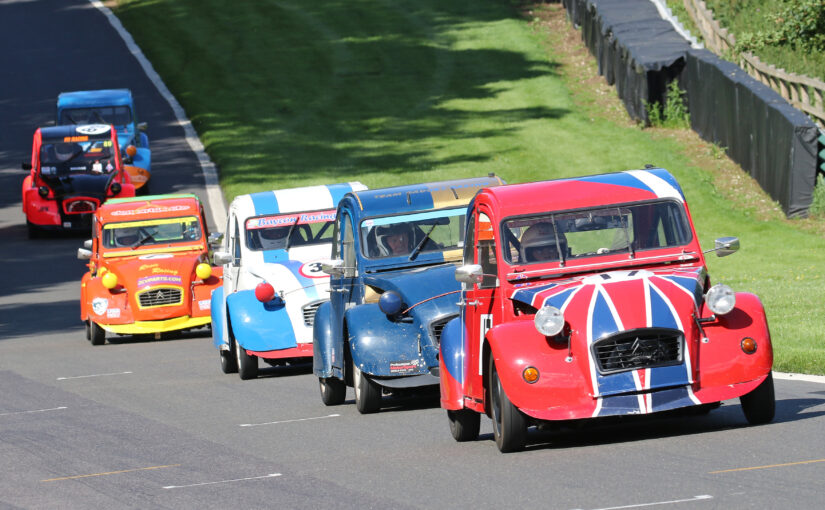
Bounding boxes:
[1,1,825,509]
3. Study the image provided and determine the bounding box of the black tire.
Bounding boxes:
[26,221,42,239]
[448,409,481,442]
[85,320,91,341]
[740,372,775,425]
[220,347,238,374]
[236,341,258,380]
[319,377,346,406]
[489,357,527,452]
[353,364,381,414]
[90,321,106,346]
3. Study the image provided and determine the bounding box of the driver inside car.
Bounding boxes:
[115,227,140,247]
[520,222,567,262]
[375,223,413,256]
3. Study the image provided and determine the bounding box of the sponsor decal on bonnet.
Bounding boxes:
[92,297,108,315]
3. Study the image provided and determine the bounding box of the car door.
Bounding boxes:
[329,210,357,374]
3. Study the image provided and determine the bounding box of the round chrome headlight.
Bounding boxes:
[534,306,564,336]
[706,284,736,315]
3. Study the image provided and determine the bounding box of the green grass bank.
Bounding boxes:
[112,0,825,374]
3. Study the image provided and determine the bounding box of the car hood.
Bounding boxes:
[239,260,330,303]
[41,171,114,200]
[363,264,460,319]
[106,251,203,290]
[510,266,706,334]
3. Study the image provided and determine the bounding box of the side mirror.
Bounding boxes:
[77,248,92,260]
[208,232,224,248]
[455,264,483,284]
[712,236,739,257]
[321,259,344,276]
[137,122,148,132]
[83,239,93,250]
[213,250,232,265]
[22,162,32,171]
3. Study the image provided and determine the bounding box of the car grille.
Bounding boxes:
[138,287,183,308]
[430,315,457,346]
[592,328,683,375]
[302,300,327,327]
[63,197,100,214]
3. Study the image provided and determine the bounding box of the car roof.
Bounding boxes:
[479,168,684,218]
[230,182,367,220]
[98,194,202,222]
[347,175,504,217]
[57,89,133,109]
[37,124,114,140]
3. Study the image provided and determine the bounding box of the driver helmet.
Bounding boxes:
[375,223,413,256]
[54,142,80,162]
[520,222,566,262]
[116,227,139,247]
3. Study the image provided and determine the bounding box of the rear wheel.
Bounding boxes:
[353,364,381,414]
[740,372,775,425]
[319,377,346,405]
[448,409,480,442]
[236,341,258,380]
[85,320,91,341]
[90,322,106,346]
[489,357,527,452]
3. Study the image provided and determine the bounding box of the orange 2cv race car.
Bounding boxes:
[78,194,222,345]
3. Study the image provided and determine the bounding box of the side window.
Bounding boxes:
[476,212,498,289]
[463,209,475,265]
[232,218,241,265]
[341,212,356,278]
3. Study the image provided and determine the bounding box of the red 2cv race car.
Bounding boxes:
[78,194,222,345]
[22,124,135,237]
[439,168,774,452]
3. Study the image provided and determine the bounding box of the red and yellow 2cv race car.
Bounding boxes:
[78,194,222,345]
[439,168,775,452]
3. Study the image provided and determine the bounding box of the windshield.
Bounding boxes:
[502,200,692,264]
[59,106,132,126]
[39,138,116,175]
[245,209,336,251]
[103,216,203,249]
[360,207,465,259]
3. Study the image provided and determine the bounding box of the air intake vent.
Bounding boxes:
[430,314,457,346]
[302,300,327,327]
[592,328,683,375]
[138,287,182,308]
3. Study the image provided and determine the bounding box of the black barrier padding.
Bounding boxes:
[564,0,690,121]
[683,49,818,217]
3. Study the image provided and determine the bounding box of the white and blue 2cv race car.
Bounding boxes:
[211,182,366,379]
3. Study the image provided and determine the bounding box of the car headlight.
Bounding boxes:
[706,284,736,315]
[534,306,564,336]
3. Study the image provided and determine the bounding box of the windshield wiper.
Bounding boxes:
[133,229,157,249]
[93,111,108,124]
[65,113,78,125]
[283,222,299,250]
[408,223,437,261]
[617,207,635,258]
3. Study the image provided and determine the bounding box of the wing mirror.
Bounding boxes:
[455,264,484,284]
[321,259,344,276]
[77,248,92,260]
[704,236,739,257]
[83,239,93,250]
[208,232,224,248]
[137,122,148,131]
[213,250,232,265]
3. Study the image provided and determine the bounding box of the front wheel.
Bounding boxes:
[448,409,480,442]
[319,377,346,405]
[489,357,527,452]
[219,346,238,374]
[353,364,381,414]
[236,341,258,380]
[740,372,775,425]
[90,321,106,346]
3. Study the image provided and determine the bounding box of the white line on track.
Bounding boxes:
[87,0,227,229]
[57,371,132,381]
[774,372,825,384]
[239,413,340,427]
[163,473,281,490]
[571,494,712,510]
[0,406,67,417]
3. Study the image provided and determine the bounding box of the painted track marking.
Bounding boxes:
[57,371,132,381]
[710,458,825,474]
[0,406,67,417]
[571,495,712,510]
[163,473,281,489]
[239,413,340,427]
[42,464,180,482]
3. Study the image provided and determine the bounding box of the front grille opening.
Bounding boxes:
[63,198,99,214]
[592,328,683,375]
[302,300,327,327]
[138,287,183,308]
[430,314,457,346]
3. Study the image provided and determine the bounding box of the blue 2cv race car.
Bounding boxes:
[211,183,366,379]
[57,89,151,191]
[313,175,503,413]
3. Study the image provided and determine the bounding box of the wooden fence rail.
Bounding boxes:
[682,0,825,128]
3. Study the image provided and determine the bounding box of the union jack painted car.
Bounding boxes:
[211,182,367,380]
[57,89,151,191]
[439,168,775,452]
[78,194,221,345]
[313,176,503,413]
[22,124,136,237]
